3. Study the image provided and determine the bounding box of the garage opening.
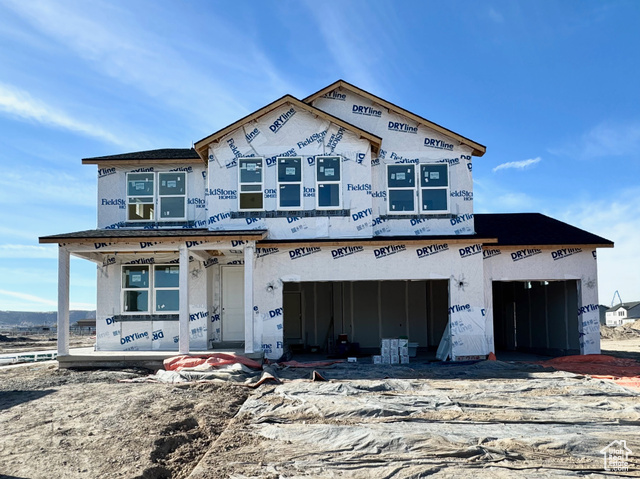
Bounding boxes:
[492,280,580,355]
[283,280,449,354]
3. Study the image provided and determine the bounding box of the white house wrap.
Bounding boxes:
[40,80,613,361]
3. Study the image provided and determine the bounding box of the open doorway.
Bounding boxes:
[282,280,449,354]
[492,280,580,355]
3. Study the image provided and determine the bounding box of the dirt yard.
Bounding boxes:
[0,365,249,478]
[1,335,639,478]
[0,333,95,354]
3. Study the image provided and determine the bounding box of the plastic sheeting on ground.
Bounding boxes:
[535,354,640,391]
[163,353,263,371]
[187,359,640,478]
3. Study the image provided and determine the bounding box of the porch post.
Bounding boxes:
[57,246,70,356]
[244,242,255,354]
[179,243,190,355]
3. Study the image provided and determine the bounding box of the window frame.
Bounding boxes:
[121,264,180,315]
[315,156,342,210]
[126,172,156,222]
[386,164,417,215]
[125,171,187,222]
[238,157,264,211]
[276,156,304,211]
[419,163,450,214]
[157,172,187,220]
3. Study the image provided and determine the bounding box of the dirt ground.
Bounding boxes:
[0,365,249,478]
[1,336,639,478]
[0,333,95,354]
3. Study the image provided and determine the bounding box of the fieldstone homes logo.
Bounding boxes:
[600,440,631,472]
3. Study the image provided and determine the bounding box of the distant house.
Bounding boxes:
[606,302,640,327]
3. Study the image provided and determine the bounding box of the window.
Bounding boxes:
[277,157,303,209]
[386,163,450,215]
[419,163,449,213]
[387,164,416,213]
[122,264,179,314]
[127,173,155,220]
[158,173,186,219]
[239,158,263,210]
[316,156,341,209]
[126,172,186,221]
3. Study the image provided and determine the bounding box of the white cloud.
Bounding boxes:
[488,7,504,23]
[0,244,57,259]
[550,121,640,159]
[0,165,95,207]
[0,288,57,307]
[3,0,292,131]
[0,82,125,145]
[492,157,541,172]
[554,188,640,306]
[305,1,389,94]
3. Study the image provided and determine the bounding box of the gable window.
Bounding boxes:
[126,172,186,221]
[122,264,179,314]
[419,163,449,213]
[387,164,416,214]
[239,158,263,210]
[277,157,303,209]
[316,156,341,209]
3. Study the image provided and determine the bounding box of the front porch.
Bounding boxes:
[39,228,267,362]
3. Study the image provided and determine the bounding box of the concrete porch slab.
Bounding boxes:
[57,347,264,369]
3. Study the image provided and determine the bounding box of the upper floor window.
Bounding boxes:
[387,164,416,213]
[419,164,449,213]
[316,156,341,209]
[277,157,303,210]
[239,158,263,210]
[122,264,179,314]
[386,163,449,214]
[126,172,186,221]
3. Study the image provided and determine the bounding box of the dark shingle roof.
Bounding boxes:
[607,301,640,313]
[83,148,201,162]
[474,213,613,247]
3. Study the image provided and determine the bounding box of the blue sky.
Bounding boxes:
[0,0,638,311]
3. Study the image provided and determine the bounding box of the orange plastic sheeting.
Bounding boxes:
[164,353,263,371]
[536,355,640,391]
[278,360,344,368]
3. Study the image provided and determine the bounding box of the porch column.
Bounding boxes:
[57,246,70,356]
[244,242,255,354]
[179,244,190,355]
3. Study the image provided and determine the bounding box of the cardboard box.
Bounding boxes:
[390,339,399,350]
[381,354,391,364]
[400,354,410,364]
[347,357,357,363]
[398,338,409,348]
[381,338,391,349]
[390,354,400,364]
[373,355,382,364]
[399,346,409,356]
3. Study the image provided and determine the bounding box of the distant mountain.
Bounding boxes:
[0,310,96,327]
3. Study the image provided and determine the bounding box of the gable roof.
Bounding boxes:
[474,213,614,247]
[607,301,640,313]
[193,94,382,161]
[83,148,201,165]
[303,80,486,157]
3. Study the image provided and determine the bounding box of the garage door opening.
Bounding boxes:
[283,280,449,354]
[492,280,580,355]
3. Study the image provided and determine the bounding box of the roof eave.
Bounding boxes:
[193,94,382,161]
